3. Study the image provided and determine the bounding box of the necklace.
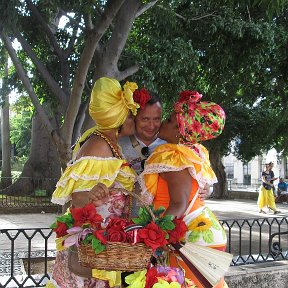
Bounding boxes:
[93,130,123,159]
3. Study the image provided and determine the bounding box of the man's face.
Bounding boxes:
[135,102,162,145]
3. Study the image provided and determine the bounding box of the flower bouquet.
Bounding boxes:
[50,203,188,271]
[125,265,197,288]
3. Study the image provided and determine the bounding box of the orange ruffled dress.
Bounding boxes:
[138,143,228,288]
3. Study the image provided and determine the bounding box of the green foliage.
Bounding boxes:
[2,0,288,166]
[10,96,33,157]
[125,0,288,162]
[132,206,175,231]
[50,213,74,229]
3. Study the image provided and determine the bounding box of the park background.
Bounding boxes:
[1,0,288,200]
[1,2,288,287]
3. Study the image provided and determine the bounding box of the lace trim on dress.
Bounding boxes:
[68,156,123,167]
[51,195,71,206]
[138,162,217,203]
[118,169,137,180]
[56,171,119,188]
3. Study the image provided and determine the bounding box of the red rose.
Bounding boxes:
[93,230,107,244]
[107,229,127,242]
[133,88,152,109]
[138,222,168,250]
[106,217,129,231]
[71,203,103,228]
[145,267,165,288]
[178,90,202,103]
[54,222,68,238]
[168,217,188,244]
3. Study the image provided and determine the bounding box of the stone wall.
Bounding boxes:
[225,261,288,287]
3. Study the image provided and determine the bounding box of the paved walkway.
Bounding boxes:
[1,198,288,230]
[1,199,288,287]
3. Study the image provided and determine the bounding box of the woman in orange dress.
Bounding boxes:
[139,90,228,288]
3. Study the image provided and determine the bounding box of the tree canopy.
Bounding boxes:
[1,0,288,197]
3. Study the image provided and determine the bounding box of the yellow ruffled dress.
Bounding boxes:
[48,156,136,288]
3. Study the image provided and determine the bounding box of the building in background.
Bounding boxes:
[223,149,288,189]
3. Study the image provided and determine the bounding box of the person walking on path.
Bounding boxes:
[258,163,280,214]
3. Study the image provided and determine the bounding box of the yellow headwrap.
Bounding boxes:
[72,77,139,157]
[89,77,139,131]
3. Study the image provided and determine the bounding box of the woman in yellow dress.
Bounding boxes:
[47,77,139,288]
[257,162,279,214]
[139,90,228,288]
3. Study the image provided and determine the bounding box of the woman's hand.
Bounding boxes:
[198,183,210,200]
[89,183,110,206]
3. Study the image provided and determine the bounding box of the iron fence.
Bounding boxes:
[0,217,288,287]
[0,177,59,209]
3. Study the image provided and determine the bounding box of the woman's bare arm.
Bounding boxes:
[72,136,113,208]
[160,168,192,217]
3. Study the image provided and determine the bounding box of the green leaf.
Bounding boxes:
[82,234,94,245]
[50,222,57,229]
[92,237,106,254]
[132,206,153,225]
[157,215,175,231]
[56,213,74,225]
[187,231,200,243]
[202,230,214,244]
[151,206,166,217]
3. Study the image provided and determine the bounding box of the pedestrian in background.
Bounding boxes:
[257,163,280,214]
[276,177,288,203]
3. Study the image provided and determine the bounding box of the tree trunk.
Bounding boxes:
[209,145,229,199]
[0,112,61,196]
[1,56,12,189]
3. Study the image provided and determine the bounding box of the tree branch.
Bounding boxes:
[13,29,68,109]
[136,0,159,17]
[61,0,126,144]
[116,64,139,81]
[0,31,56,140]
[25,0,63,58]
[157,4,216,21]
[104,0,141,69]
[59,9,86,31]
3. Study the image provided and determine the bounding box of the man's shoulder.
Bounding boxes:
[118,136,132,146]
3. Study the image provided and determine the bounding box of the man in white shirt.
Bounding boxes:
[119,91,165,174]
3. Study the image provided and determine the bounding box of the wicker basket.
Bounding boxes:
[78,242,152,271]
[77,189,155,271]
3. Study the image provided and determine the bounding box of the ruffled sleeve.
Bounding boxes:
[138,143,217,204]
[52,156,135,205]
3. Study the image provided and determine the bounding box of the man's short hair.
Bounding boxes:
[147,91,162,106]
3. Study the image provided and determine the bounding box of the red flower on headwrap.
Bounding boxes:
[210,120,220,132]
[191,121,202,134]
[133,88,152,109]
[178,90,202,103]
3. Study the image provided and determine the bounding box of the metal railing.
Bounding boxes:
[1,216,288,287]
[227,179,262,192]
[0,177,59,209]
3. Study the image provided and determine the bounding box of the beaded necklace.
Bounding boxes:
[93,130,134,218]
[93,130,123,159]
